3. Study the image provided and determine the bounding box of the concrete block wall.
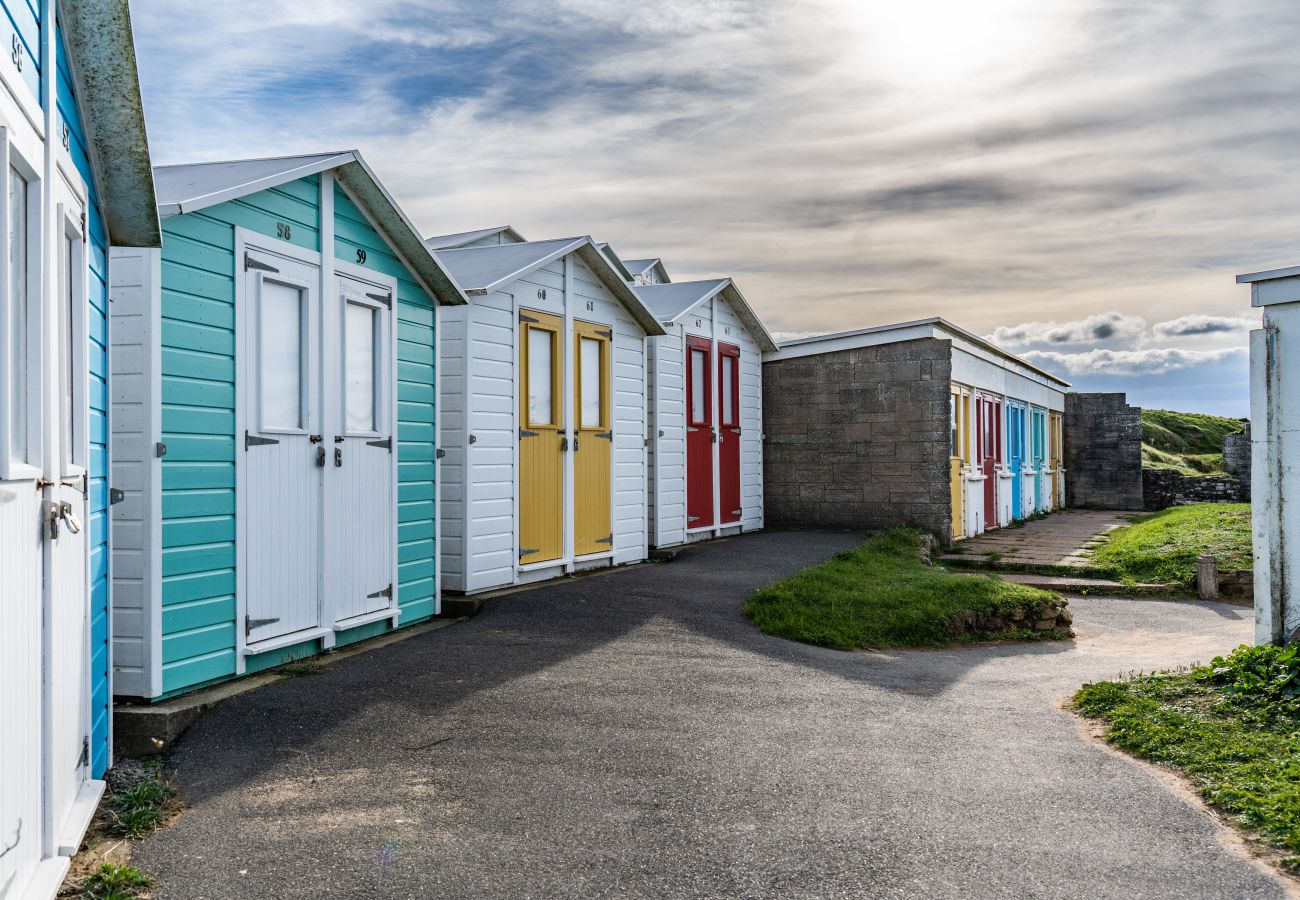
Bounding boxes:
[1064,393,1144,510]
[1223,423,1251,484]
[762,337,953,538]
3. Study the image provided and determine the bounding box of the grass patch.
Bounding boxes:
[743,528,1069,650]
[1141,408,1245,476]
[103,759,176,839]
[278,662,324,677]
[77,864,153,900]
[1090,503,1251,587]
[1074,644,1300,873]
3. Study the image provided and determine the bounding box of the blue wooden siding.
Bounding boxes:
[55,24,112,777]
[155,174,437,699]
[0,0,41,105]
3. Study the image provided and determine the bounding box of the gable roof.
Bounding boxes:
[60,0,160,247]
[423,225,526,250]
[769,317,1071,388]
[595,241,634,281]
[434,237,665,336]
[635,279,778,352]
[152,151,465,305]
[622,257,671,283]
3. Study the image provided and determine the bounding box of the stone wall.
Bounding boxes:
[1063,393,1144,510]
[1142,469,1251,510]
[762,337,953,538]
[1223,423,1251,484]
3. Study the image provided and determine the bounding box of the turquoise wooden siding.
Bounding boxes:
[55,25,111,777]
[0,0,40,105]
[333,183,439,624]
[155,174,438,699]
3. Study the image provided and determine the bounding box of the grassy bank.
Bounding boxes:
[1090,504,1251,587]
[744,529,1069,650]
[1074,644,1300,873]
[1141,408,1246,476]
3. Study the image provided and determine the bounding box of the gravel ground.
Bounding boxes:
[134,530,1288,899]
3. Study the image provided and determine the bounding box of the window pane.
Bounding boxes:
[950,397,958,457]
[346,301,376,433]
[8,168,25,462]
[690,349,707,423]
[580,336,601,428]
[722,356,734,424]
[65,233,75,460]
[528,327,553,425]
[260,280,303,429]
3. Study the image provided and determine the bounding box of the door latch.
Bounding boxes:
[712,429,719,443]
[573,436,580,452]
[316,446,326,467]
[560,436,569,451]
[334,447,343,467]
[42,500,81,539]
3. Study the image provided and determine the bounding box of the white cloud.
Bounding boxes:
[1151,314,1257,339]
[987,312,1147,350]
[1022,346,1246,376]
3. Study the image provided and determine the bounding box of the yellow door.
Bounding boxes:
[519,309,563,563]
[574,320,612,556]
[950,386,966,540]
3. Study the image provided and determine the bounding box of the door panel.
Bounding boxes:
[242,249,321,644]
[519,309,563,563]
[326,278,395,623]
[1008,404,1024,520]
[574,320,611,555]
[977,395,1000,528]
[685,336,714,528]
[718,343,741,524]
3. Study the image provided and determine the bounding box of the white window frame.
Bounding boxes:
[254,269,314,437]
[0,124,42,481]
[339,284,389,440]
[57,197,87,476]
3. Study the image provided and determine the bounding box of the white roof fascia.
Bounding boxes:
[1237,264,1300,308]
[156,151,355,217]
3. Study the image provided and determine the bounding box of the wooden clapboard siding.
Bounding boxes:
[0,0,39,103]
[714,296,763,532]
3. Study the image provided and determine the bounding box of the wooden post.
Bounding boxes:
[1197,555,1220,601]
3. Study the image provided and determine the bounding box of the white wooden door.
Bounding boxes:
[324,275,395,626]
[240,246,322,645]
[46,195,91,849]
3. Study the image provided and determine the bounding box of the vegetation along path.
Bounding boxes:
[135,532,1287,899]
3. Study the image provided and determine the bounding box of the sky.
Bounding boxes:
[129,0,1300,417]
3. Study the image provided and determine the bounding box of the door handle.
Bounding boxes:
[560,436,569,452]
[573,435,580,452]
[334,447,343,467]
[317,446,326,467]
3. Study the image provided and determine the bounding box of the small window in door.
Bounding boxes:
[690,348,708,425]
[5,166,30,469]
[59,214,86,471]
[528,326,555,426]
[345,300,378,433]
[721,355,735,426]
[259,279,305,430]
[580,335,603,428]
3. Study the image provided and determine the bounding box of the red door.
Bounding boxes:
[685,336,714,528]
[718,343,741,524]
[977,394,1002,527]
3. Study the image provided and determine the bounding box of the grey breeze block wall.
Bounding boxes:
[762,337,953,538]
[1223,423,1251,484]
[1064,393,1144,510]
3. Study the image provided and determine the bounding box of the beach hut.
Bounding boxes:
[424,225,525,250]
[432,236,664,593]
[0,3,159,896]
[108,151,465,701]
[623,257,670,286]
[638,278,776,548]
[763,318,1070,542]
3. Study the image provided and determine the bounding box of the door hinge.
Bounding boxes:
[519,428,538,438]
[596,329,612,339]
[732,509,743,516]
[596,534,613,545]
[156,441,168,458]
[366,291,393,308]
[366,436,393,452]
[519,547,539,558]
[245,614,280,637]
[79,210,87,240]
[687,516,701,523]
[245,430,280,449]
[367,584,393,600]
[245,253,279,273]
[436,448,446,459]
[519,312,539,324]
[595,431,613,441]
[109,487,125,505]
[77,736,89,769]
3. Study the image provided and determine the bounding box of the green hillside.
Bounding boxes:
[1141,409,1246,476]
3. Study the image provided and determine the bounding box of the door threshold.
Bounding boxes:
[58,778,105,856]
[685,525,716,534]
[334,607,400,632]
[244,625,333,657]
[518,557,566,573]
[573,550,613,562]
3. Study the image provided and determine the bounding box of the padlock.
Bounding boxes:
[60,501,82,535]
[334,447,343,468]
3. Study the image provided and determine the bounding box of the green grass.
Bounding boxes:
[1074,644,1300,872]
[1141,408,1246,476]
[105,770,175,839]
[1090,503,1251,587]
[79,864,153,900]
[743,528,1068,650]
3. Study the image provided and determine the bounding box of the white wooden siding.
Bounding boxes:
[108,247,161,698]
[649,327,687,546]
[437,304,468,590]
[715,298,764,531]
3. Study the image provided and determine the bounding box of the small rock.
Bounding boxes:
[1035,618,1057,631]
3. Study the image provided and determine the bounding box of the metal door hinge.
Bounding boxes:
[596,431,613,440]
[245,615,280,637]
[366,291,393,308]
[79,211,87,239]
[245,253,279,273]
[366,436,392,452]
[436,448,446,459]
[367,584,393,600]
[519,312,539,324]
[109,487,125,505]
[156,441,168,458]
[687,516,701,523]
[519,428,538,439]
[596,534,613,545]
[732,509,743,516]
[596,329,612,339]
[77,737,89,769]
[519,547,539,558]
[245,431,280,449]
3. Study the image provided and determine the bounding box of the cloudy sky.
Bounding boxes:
[130,0,1300,416]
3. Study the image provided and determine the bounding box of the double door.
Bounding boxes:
[518,310,612,565]
[685,336,741,530]
[240,244,395,648]
[975,393,1002,527]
